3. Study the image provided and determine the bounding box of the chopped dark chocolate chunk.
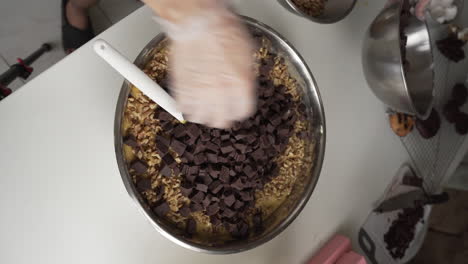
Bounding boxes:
[251,148,265,160]
[157,111,173,122]
[205,142,219,153]
[190,203,203,212]
[222,208,236,218]
[243,165,255,178]
[211,130,221,137]
[180,183,193,197]
[207,204,220,216]
[202,175,213,185]
[156,135,170,148]
[161,121,174,132]
[131,160,148,175]
[136,177,152,191]
[209,181,223,194]
[160,165,172,177]
[191,191,205,203]
[193,144,205,155]
[202,196,211,208]
[123,135,138,147]
[188,166,199,175]
[195,184,208,193]
[171,139,187,156]
[211,216,222,226]
[224,194,236,207]
[231,178,244,191]
[173,124,186,138]
[220,144,235,154]
[206,153,218,163]
[179,206,191,217]
[209,168,220,179]
[234,143,248,153]
[152,202,170,217]
[240,191,253,201]
[234,200,244,210]
[200,132,211,142]
[194,154,207,165]
[162,155,176,169]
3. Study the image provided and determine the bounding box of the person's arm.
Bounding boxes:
[142,0,214,23]
[141,0,256,128]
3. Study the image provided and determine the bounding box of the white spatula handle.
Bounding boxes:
[93,39,184,122]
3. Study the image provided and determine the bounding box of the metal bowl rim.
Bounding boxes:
[114,15,326,254]
[396,2,435,119]
[280,0,358,24]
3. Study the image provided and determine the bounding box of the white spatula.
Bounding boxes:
[93,39,184,122]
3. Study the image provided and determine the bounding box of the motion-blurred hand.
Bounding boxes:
[143,0,256,128]
[386,0,431,20]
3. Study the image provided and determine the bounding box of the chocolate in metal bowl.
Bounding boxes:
[114,16,326,254]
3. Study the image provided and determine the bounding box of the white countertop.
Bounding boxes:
[0,1,409,263]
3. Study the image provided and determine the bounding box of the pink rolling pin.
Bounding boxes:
[307,235,351,264]
[336,251,367,264]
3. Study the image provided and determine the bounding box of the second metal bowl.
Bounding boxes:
[362,1,434,119]
[278,0,357,24]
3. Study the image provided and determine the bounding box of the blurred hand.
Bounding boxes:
[385,0,430,20]
[143,0,256,128]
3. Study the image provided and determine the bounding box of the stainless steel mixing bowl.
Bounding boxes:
[362,1,434,119]
[277,0,357,24]
[114,16,326,254]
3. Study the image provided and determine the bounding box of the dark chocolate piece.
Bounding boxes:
[173,125,186,138]
[243,165,255,178]
[136,177,152,191]
[157,111,173,122]
[160,165,172,177]
[209,181,223,194]
[191,191,205,203]
[188,166,199,176]
[196,184,208,193]
[156,135,170,148]
[206,153,218,163]
[222,208,236,218]
[233,200,244,210]
[153,202,170,217]
[190,203,203,212]
[131,160,148,175]
[180,183,193,197]
[171,139,187,156]
[206,204,220,216]
[224,194,236,207]
[162,121,174,132]
[162,154,176,168]
[231,178,244,191]
[179,206,191,217]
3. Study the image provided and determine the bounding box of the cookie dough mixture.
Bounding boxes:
[122,35,313,242]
